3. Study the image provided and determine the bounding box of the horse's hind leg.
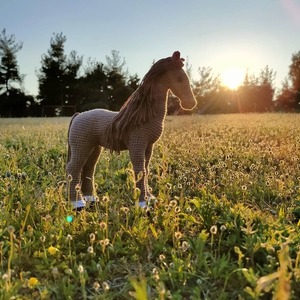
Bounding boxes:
[66,146,95,209]
[81,146,102,202]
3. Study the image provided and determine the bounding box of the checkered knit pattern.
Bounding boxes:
[66,51,196,208]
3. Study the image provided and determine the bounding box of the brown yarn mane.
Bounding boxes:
[105,54,183,151]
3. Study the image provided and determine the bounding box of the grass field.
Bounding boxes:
[0,113,300,299]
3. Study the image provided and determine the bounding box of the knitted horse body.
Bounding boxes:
[67,51,196,209]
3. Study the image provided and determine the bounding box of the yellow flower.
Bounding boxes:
[48,246,59,255]
[28,277,39,288]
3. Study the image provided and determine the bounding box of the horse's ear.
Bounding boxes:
[171,51,185,67]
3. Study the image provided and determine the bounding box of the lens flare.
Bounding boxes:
[66,215,73,223]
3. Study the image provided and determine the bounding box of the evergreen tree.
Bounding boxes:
[256,65,276,111]
[0,29,34,117]
[192,67,221,114]
[288,51,300,108]
[37,33,82,113]
[104,50,130,110]
[275,52,300,111]
[0,29,23,93]
[237,67,275,113]
[77,59,108,111]
[275,78,296,111]
[289,51,300,92]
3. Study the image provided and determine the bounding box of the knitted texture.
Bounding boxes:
[66,51,197,206]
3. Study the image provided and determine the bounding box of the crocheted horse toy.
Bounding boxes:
[66,51,197,209]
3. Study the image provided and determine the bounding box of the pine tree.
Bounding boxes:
[37,33,82,111]
[0,29,23,94]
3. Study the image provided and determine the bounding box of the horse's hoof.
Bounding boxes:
[71,199,86,210]
[139,201,147,208]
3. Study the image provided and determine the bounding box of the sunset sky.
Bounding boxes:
[1,0,300,95]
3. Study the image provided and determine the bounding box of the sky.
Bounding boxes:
[1,0,300,96]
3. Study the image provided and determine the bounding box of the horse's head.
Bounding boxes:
[165,51,197,110]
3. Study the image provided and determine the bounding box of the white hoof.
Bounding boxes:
[139,201,147,208]
[83,195,96,203]
[71,199,86,209]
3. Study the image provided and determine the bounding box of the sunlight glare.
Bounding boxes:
[221,68,245,90]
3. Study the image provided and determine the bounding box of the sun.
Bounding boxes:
[221,68,245,90]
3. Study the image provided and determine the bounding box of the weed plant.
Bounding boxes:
[0,114,300,299]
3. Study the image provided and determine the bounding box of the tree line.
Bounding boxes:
[1,29,300,117]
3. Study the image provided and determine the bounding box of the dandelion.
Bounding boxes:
[170,200,177,207]
[28,277,39,289]
[185,206,192,213]
[89,233,96,242]
[7,225,15,234]
[2,273,9,281]
[220,225,227,232]
[159,254,166,261]
[52,267,59,277]
[48,246,59,255]
[175,206,181,213]
[121,206,130,214]
[174,231,182,239]
[152,268,160,281]
[67,174,73,182]
[99,221,107,230]
[210,225,218,235]
[102,281,110,291]
[75,184,81,192]
[65,268,72,275]
[87,246,94,254]
[103,195,110,203]
[66,234,73,241]
[93,281,101,292]
[181,241,190,252]
[78,264,84,274]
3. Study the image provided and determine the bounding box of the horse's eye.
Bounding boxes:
[177,77,183,83]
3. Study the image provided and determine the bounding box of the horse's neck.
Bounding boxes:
[153,83,169,120]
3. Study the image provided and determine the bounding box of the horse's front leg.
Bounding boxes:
[81,146,102,204]
[145,143,154,199]
[128,143,147,206]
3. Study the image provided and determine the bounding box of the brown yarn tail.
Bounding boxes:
[67,113,79,164]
